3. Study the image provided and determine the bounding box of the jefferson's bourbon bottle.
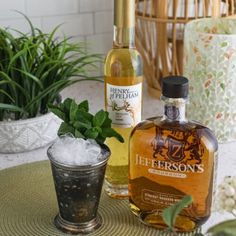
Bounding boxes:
[129,76,218,232]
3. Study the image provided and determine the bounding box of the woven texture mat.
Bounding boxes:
[0,161,200,236]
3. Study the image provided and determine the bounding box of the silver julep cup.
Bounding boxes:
[47,144,110,234]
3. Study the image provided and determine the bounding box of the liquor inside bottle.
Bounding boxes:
[104,0,143,198]
[129,76,218,232]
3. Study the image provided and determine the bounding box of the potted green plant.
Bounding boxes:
[47,98,124,234]
[0,15,100,153]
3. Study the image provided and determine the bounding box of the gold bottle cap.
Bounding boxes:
[114,0,135,28]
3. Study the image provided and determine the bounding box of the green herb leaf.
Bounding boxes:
[207,219,236,236]
[58,122,75,136]
[78,100,89,112]
[102,128,124,143]
[52,99,124,144]
[75,130,85,139]
[102,114,112,128]
[48,104,65,121]
[70,100,78,121]
[76,110,93,122]
[162,195,193,230]
[93,110,107,127]
[84,128,99,139]
[73,120,92,130]
[96,135,106,144]
[63,98,73,114]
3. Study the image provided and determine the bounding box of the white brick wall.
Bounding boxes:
[0,0,114,67]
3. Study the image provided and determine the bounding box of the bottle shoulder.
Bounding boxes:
[131,118,218,151]
[104,48,143,77]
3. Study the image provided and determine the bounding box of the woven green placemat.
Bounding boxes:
[0,161,201,236]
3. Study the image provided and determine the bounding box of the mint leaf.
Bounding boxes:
[58,122,75,136]
[93,110,107,127]
[52,99,124,144]
[69,100,78,121]
[63,98,72,113]
[84,128,99,139]
[75,130,85,139]
[76,110,93,122]
[102,128,124,143]
[96,135,106,144]
[78,100,89,112]
[48,104,65,121]
[162,195,193,230]
[207,220,236,236]
[73,120,91,130]
[102,114,112,128]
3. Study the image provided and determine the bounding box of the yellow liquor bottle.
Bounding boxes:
[104,0,143,198]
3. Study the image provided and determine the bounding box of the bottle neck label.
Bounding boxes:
[105,78,142,128]
[164,104,186,121]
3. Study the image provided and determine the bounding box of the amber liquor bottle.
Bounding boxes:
[129,76,218,232]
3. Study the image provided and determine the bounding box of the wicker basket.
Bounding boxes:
[135,0,236,98]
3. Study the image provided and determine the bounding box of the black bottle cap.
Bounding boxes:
[161,76,189,98]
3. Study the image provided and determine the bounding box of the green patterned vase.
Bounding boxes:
[184,18,236,143]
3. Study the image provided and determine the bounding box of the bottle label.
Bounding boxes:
[106,83,142,128]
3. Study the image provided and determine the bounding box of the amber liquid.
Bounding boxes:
[129,117,218,232]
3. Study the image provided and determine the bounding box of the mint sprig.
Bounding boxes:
[162,195,193,233]
[48,98,124,144]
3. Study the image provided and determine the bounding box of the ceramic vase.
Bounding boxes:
[184,18,236,142]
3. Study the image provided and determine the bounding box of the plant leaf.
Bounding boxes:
[162,195,193,230]
[78,100,89,112]
[73,120,92,130]
[93,110,107,127]
[70,100,78,121]
[63,98,73,113]
[76,110,93,122]
[102,113,112,128]
[102,128,124,143]
[48,104,65,121]
[74,129,85,139]
[58,122,75,136]
[207,220,236,236]
[84,128,99,139]
[0,103,25,113]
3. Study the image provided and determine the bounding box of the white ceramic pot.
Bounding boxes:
[0,112,61,153]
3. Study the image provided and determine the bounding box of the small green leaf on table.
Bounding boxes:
[162,195,193,230]
[207,219,236,236]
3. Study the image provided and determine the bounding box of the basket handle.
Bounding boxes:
[212,0,221,17]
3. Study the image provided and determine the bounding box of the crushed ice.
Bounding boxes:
[49,136,104,166]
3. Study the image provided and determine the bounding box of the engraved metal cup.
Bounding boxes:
[47,144,110,235]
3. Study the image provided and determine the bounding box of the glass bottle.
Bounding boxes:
[104,0,143,198]
[129,76,218,232]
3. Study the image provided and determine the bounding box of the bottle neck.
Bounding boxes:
[113,26,135,48]
[162,97,187,122]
